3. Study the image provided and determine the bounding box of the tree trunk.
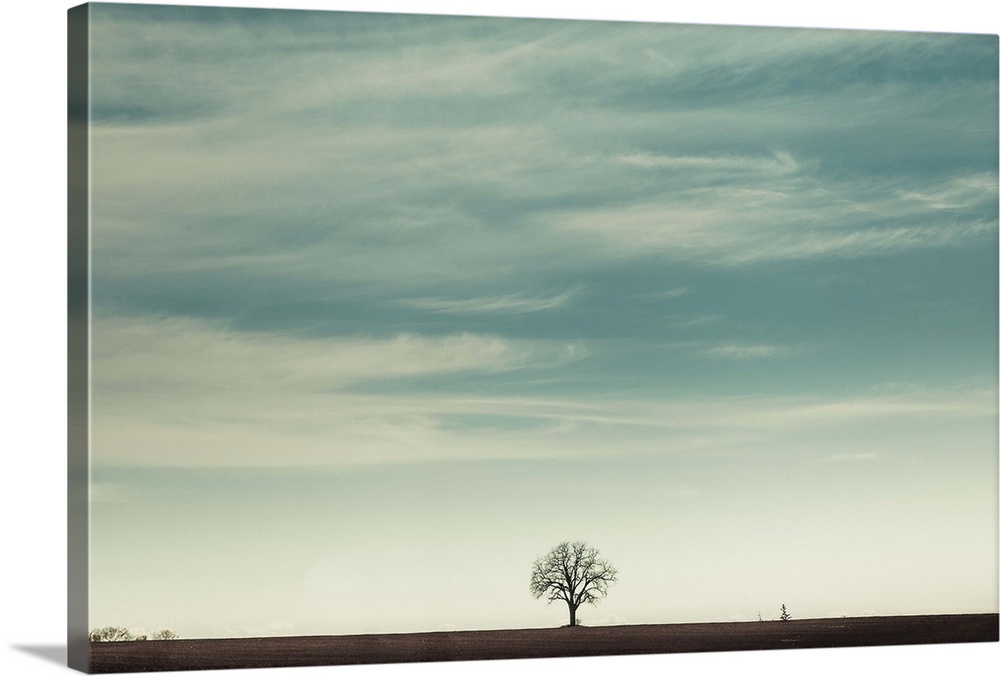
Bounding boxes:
[568,603,577,627]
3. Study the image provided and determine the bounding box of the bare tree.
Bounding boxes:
[529,541,618,626]
[152,629,179,640]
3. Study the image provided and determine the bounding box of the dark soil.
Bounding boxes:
[88,613,998,673]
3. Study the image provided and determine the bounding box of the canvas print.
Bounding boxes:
[68,2,999,673]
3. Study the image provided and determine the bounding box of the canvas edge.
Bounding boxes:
[68,3,91,673]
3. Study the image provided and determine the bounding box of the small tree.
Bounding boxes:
[152,629,179,640]
[529,540,618,627]
[780,604,791,621]
[89,626,135,642]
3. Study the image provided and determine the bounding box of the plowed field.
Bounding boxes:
[89,613,998,673]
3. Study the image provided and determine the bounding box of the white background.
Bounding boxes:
[2,1,997,675]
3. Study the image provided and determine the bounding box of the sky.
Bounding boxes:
[83,1,998,640]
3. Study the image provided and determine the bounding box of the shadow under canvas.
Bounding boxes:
[13,644,67,667]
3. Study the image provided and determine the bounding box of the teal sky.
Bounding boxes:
[86,3,998,639]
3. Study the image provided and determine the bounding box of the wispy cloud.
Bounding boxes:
[897,174,998,211]
[641,288,691,300]
[735,392,997,430]
[738,221,996,262]
[93,315,587,395]
[90,314,594,467]
[400,288,579,315]
[90,357,996,469]
[668,315,723,329]
[554,173,996,266]
[702,344,781,359]
[618,151,799,175]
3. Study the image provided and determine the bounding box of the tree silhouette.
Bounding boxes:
[780,604,791,621]
[529,541,617,626]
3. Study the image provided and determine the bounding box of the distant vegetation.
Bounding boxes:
[152,629,180,640]
[89,627,135,643]
[780,604,791,621]
[89,626,179,642]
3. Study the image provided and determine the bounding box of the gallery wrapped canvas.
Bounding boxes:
[68,2,998,673]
